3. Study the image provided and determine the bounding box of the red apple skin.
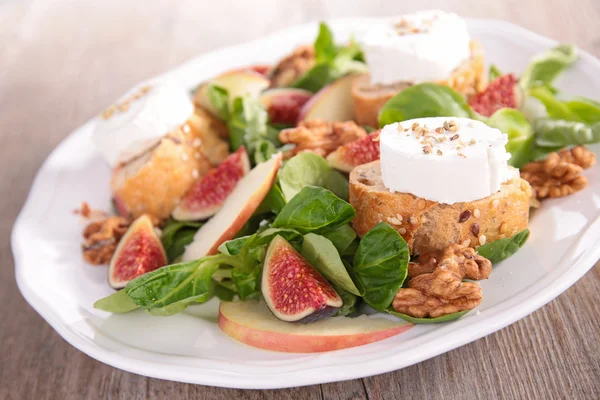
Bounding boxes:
[218,303,413,353]
[205,153,282,255]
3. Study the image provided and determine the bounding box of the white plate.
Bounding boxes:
[12,17,600,389]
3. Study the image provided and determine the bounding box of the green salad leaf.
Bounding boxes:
[352,222,409,311]
[272,186,355,234]
[335,286,359,317]
[94,289,139,313]
[535,119,600,147]
[161,219,203,262]
[227,96,269,154]
[255,182,286,215]
[387,309,469,324]
[206,84,230,120]
[564,97,600,125]
[212,282,236,301]
[320,224,357,255]
[489,64,502,82]
[520,44,578,89]
[488,108,534,168]
[477,229,530,264]
[279,152,349,201]
[301,233,361,295]
[231,267,262,300]
[292,23,367,93]
[379,83,474,126]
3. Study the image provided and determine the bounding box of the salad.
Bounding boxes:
[83,11,598,353]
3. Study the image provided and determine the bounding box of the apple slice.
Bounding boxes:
[219,300,413,353]
[182,153,282,261]
[297,74,358,123]
[260,88,312,125]
[194,71,270,117]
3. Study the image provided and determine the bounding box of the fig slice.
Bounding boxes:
[259,88,312,125]
[327,131,381,173]
[172,147,251,221]
[469,74,523,117]
[262,236,343,323]
[182,153,282,261]
[219,300,413,353]
[108,214,167,289]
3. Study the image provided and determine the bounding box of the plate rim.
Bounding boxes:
[11,17,600,389]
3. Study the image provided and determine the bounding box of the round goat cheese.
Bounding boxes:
[380,117,512,204]
[360,10,471,85]
[92,80,194,167]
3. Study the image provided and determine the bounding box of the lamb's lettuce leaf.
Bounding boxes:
[352,222,409,311]
[535,119,600,147]
[520,44,578,89]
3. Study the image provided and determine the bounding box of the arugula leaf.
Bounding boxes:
[387,309,469,324]
[206,84,230,120]
[487,108,534,168]
[477,229,530,264]
[320,224,357,255]
[520,44,578,89]
[301,233,361,295]
[124,255,241,314]
[379,83,475,126]
[489,64,502,82]
[535,119,600,147]
[94,289,139,313]
[272,186,355,234]
[279,152,349,201]
[227,96,269,155]
[161,219,203,262]
[352,222,409,311]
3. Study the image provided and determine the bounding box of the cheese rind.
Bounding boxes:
[380,117,512,204]
[360,10,471,85]
[92,80,194,167]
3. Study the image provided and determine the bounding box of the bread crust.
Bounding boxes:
[352,40,487,127]
[111,113,229,221]
[350,161,531,255]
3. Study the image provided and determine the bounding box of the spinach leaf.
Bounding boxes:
[254,182,287,215]
[292,64,338,93]
[206,84,230,120]
[279,152,349,201]
[334,286,359,317]
[256,227,302,245]
[352,222,409,311]
[227,96,269,155]
[565,97,600,125]
[94,289,139,313]
[476,229,530,264]
[314,22,336,63]
[535,119,600,147]
[320,224,357,255]
[124,255,241,314]
[487,108,534,168]
[272,186,355,234]
[301,233,361,295]
[520,44,578,89]
[379,83,474,126]
[489,64,502,81]
[387,309,469,324]
[161,219,203,262]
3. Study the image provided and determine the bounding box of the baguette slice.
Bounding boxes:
[111,111,229,221]
[350,161,531,255]
[352,40,487,127]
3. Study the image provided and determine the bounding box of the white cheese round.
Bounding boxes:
[360,10,471,85]
[380,117,513,204]
[92,80,194,167]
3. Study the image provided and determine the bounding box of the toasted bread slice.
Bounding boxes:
[349,161,531,255]
[352,41,487,127]
[111,113,229,221]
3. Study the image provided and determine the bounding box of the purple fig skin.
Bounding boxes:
[293,306,339,324]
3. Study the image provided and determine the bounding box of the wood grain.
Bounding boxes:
[1,1,600,399]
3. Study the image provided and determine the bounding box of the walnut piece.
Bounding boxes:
[394,243,490,318]
[521,146,594,199]
[270,45,315,88]
[279,120,367,159]
[82,216,130,265]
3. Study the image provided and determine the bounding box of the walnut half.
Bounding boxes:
[521,146,595,200]
[279,120,367,159]
[394,243,490,318]
[82,216,130,265]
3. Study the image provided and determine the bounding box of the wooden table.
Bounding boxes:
[2,1,599,398]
